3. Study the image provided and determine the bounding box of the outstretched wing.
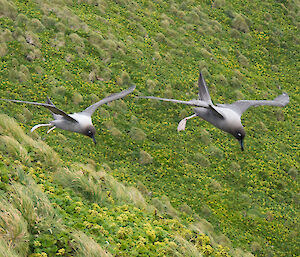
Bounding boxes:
[138,96,225,118]
[0,98,78,123]
[138,96,210,107]
[198,72,213,105]
[81,85,136,116]
[223,93,289,116]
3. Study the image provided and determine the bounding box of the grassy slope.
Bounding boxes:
[0,0,299,256]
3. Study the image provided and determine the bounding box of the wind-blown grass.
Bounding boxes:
[0,0,298,256]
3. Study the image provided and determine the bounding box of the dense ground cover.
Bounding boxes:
[0,0,299,256]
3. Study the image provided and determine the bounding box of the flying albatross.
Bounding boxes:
[139,72,289,151]
[0,85,136,144]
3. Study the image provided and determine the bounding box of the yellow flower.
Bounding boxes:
[33,240,41,247]
[56,248,65,256]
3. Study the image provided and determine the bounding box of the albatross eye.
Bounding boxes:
[237,132,241,137]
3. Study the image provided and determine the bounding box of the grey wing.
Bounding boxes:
[0,98,78,123]
[223,93,289,116]
[198,72,213,104]
[81,85,136,116]
[138,96,210,107]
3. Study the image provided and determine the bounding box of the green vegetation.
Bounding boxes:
[0,0,299,256]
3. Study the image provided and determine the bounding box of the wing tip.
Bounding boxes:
[275,92,289,106]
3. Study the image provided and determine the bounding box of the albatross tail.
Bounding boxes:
[177,114,197,131]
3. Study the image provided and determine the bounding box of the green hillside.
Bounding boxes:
[0,0,299,256]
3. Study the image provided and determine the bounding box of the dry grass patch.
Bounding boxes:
[0,114,60,169]
[0,43,8,57]
[0,0,17,18]
[55,167,107,203]
[0,198,29,256]
[72,232,112,257]
[171,235,202,257]
[0,136,30,165]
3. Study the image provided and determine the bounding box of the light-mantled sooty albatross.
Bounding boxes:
[0,85,136,145]
[139,72,289,151]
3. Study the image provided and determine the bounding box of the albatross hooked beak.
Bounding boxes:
[239,138,244,151]
[92,135,97,145]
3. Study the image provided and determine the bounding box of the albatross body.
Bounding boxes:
[139,72,289,151]
[0,85,136,144]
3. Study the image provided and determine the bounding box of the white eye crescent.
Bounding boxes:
[237,133,241,137]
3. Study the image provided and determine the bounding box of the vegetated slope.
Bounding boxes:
[0,0,299,256]
[0,114,253,256]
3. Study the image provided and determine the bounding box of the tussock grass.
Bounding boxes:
[164,84,173,98]
[171,235,203,257]
[17,71,29,83]
[230,77,242,88]
[55,165,148,209]
[50,32,65,50]
[129,127,147,141]
[72,232,112,257]
[200,48,212,59]
[288,167,298,179]
[69,33,85,48]
[250,241,262,254]
[0,198,29,256]
[215,74,228,85]
[193,153,210,167]
[199,129,211,145]
[15,13,29,27]
[26,48,42,61]
[0,238,19,257]
[55,167,107,203]
[89,93,100,103]
[213,0,226,8]
[106,173,147,209]
[275,109,285,121]
[0,0,297,255]
[109,127,123,137]
[28,18,45,33]
[73,92,83,105]
[29,140,61,169]
[234,90,244,100]
[238,54,249,67]
[179,203,193,215]
[0,114,60,169]
[0,136,30,165]
[41,15,57,28]
[25,31,41,47]
[0,43,8,57]
[11,180,58,228]
[139,150,153,165]
[209,179,222,191]
[151,196,178,218]
[0,0,17,19]
[52,85,66,96]
[208,145,223,158]
[232,14,250,33]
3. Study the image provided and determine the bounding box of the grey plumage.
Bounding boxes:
[0,85,136,144]
[139,72,289,151]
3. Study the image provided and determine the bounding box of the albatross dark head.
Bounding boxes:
[84,125,97,144]
[232,128,246,151]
